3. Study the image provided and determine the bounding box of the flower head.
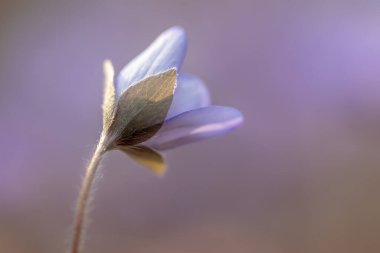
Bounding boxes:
[101,27,243,175]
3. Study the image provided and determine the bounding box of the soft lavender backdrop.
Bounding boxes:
[1,1,380,253]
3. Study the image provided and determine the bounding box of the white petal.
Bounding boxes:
[117,26,187,96]
[166,73,210,119]
[146,106,243,150]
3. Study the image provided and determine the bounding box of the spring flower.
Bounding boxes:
[70,26,243,253]
[102,26,243,175]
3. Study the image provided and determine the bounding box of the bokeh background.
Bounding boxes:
[1,0,380,252]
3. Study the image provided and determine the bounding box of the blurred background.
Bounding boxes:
[1,0,380,252]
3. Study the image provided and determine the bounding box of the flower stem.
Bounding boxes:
[70,138,106,253]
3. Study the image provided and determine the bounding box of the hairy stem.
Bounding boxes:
[70,137,107,253]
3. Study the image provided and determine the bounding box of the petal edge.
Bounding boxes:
[146,106,243,150]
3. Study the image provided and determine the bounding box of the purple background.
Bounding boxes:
[1,1,380,252]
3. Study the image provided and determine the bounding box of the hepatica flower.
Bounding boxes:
[70,27,243,253]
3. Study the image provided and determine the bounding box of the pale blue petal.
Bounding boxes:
[117,26,187,96]
[166,73,211,120]
[146,106,243,150]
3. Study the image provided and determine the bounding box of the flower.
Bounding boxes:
[101,26,243,175]
[70,27,244,253]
